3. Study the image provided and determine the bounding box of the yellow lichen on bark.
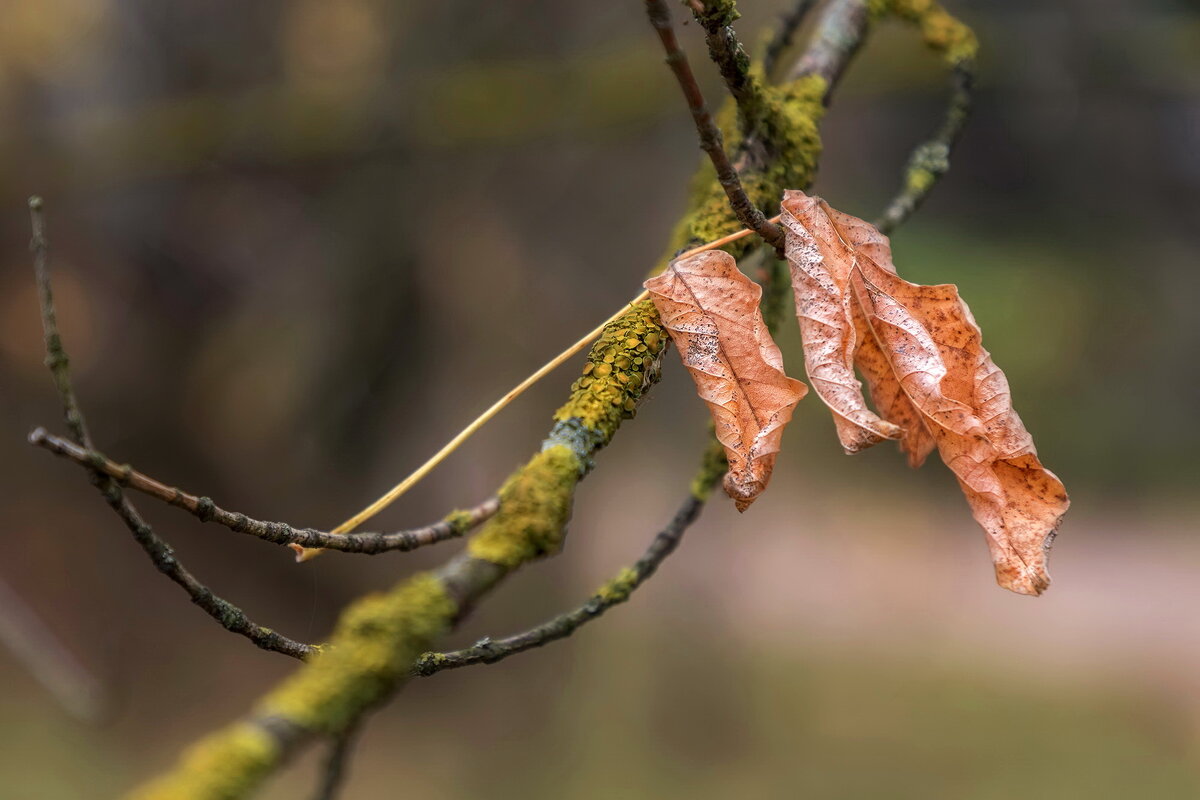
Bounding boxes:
[466,445,582,568]
[595,566,640,604]
[553,299,667,439]
[258,573,456,733]
[874,0,978,65]
[668,73,828,257]
[128,723,280,800]
[123,11,844,798]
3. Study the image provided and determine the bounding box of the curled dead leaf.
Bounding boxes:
[782,189,1069,595]
[645,250,807,511]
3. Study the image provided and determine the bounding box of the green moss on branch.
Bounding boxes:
[693,0,740,29]
[127,11,845,797]
[874,0,978,65]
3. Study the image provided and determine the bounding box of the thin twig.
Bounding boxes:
[762,0,819,79]
[311,723,360,800]
[685,0,765,129]
[28,427,498,557]
[28,197,315,661]
[414,488,708,677]
[29,197,90,448]
[103,488,317,659]
[875,62,974,233]
[645,0,784,251]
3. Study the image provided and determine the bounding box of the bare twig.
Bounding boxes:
[645,0,784,251]
[311,723,360,800]
[27,198,315,661]
[876,62,974,233]
[29,427,497,557]
[762,0,819,79]
[414,488,708,677]
[29,197,90,448]
[102,488,317,659]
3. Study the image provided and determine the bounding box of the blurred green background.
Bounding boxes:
[2,0,1199,797]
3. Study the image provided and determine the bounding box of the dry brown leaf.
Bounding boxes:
[836,209,938,468]
[783,196,904,453]
[645,250,807,511]
[782,189,1069,595]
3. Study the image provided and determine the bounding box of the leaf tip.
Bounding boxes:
[995,527,1059,596]
[724,473,763,512]
[997,564,1051,596]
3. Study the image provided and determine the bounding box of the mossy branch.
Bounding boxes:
[646,0,784,251]
[22,1,980,796]
[873,0,978,232]
[413,450,723,677]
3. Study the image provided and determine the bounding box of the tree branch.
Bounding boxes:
[787,0,871,94]
[874,1,978,233]
[413,486,709,677]
[93,2,923,794]
[29,427,498,557]
[666,0,869,256]
[761,0,819,80]
[29,197,91,449]
[28,199,316,662]
[645,0,785,252]
[684,0,766,129]
[875,65,972,232]
[311,723,359,800]
[101,485,318,659]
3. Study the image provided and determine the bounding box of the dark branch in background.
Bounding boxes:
[762,0,819,79]
[414,486,710,677]
[27,198,315,661]
[645,0,785,252]
[0,576,107,721]
[312,723,360,800]
[875,62,974,233]
[30,428,498,556]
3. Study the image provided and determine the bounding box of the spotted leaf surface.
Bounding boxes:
[782,189,1069,595]
[645,250,807,511]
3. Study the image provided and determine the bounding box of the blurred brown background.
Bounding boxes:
[2,0,1199,797]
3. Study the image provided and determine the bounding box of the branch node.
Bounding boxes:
[196,497,216,522]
